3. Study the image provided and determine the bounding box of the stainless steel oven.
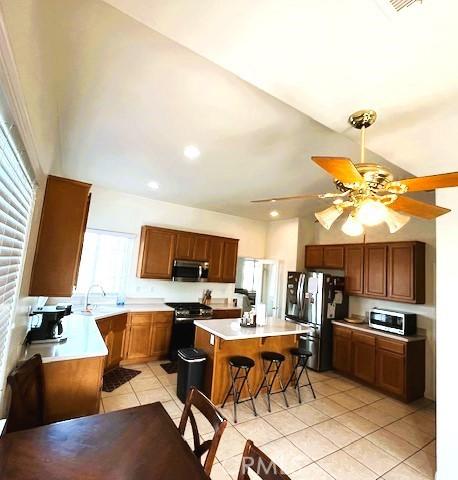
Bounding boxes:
[369,308,417,336]
[172,260,209,282]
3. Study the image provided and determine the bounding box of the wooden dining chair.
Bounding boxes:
[178,387,227,475]
[5,354,45,433]
[237,440,291,480]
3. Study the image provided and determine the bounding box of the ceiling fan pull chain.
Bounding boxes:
[360,125,366,164]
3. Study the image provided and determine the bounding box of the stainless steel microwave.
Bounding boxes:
[369,308,417,336]
[172,260,209,282]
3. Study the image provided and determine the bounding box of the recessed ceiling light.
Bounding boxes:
[147,181,159,190]
[270,210,279,218]
[184,145,200,160]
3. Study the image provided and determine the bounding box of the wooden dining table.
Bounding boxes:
[0,402,210,480]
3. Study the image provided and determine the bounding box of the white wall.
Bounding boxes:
[86,186,268,302]
[435,189,458,479]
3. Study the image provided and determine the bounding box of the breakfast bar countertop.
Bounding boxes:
[194,318,311,341]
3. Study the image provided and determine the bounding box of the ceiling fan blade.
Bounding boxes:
[390,196,451,219]
[393,172,458,192]
[251,193,323,203]
[312,156,364,184]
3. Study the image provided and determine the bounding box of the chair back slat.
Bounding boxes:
[5,354,45,433]
[237,440,291,480]
[178,387,227,475]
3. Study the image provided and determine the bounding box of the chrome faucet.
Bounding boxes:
[84,284,106,312]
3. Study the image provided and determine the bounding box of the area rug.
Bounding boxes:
[160,361,178,374]
[102,366,141,392]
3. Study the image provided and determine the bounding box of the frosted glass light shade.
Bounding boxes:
[314,206,343,230]
[385,208,411,233]
[341,214,364,237]
[356,199,388,226]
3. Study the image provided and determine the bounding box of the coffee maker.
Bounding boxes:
[27,304,72,344]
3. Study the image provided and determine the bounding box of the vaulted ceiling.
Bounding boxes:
[1,0,451,220]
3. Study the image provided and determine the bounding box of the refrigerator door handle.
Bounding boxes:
[299,274,305,317]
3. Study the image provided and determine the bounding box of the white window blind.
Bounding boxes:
[0,123,34,382]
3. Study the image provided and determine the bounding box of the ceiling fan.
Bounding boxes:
[252,109,458,236]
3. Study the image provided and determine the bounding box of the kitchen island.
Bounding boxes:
[194,318,311,404]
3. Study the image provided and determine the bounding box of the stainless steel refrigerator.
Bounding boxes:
[285,271,348,371]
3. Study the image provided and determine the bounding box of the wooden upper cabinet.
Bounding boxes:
[208,237,224,282]
[175,233,195,260]
[305,246,324,268]
[364,244,387,298]
[387,242,425,304]
[29,175,91,296]
[222,240,239,283]
[344,244,364,295]
[323,246,345,269]
[137,227,176,279]
[193,236,209,261]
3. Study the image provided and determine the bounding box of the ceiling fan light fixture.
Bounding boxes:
[341,214,364,237]
[356,198,388,226]
[385,208,411,233]
[314,205,343,230]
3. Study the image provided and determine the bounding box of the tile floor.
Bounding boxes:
[100,362,436,480]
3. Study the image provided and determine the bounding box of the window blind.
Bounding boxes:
[0,122,34,383]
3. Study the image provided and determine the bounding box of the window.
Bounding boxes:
[0,122,34,384]
[76,229,135,294]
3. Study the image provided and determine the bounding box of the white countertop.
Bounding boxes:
[194,318,311,341]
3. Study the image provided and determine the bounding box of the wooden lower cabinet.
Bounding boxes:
[96,314,127,371]
[332,323,425,402]
[211,308,242,319]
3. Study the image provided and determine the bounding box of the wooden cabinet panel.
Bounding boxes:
[344,245,364,295]
[175,233,195,260]
[376,349,405,397]
[151,312,173,359]
[333,335,352,374]
[211,308,242,319]
[208,238,224,282]
[137,227,176,279]
[305,246,324,268]
[125,324,153,361]
[364,244,387,297]
[323,246,345,269]
[193,236,209,261]
[109,314,127,368]
[29,175,91,296]
[352,337,376,384]
[222,240,238,283]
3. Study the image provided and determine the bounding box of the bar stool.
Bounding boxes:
[254,351,289,412]
[221,356,258,423]
[284,348,316,403]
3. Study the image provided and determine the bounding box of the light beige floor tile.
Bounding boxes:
[136,386,172,404]
[402,411,436,436]
[313,419,360,448]
[126,363,155,376]
[220,402,258,425]
[409,397,434,410]
[162,399,183,419]
[422,440,436,457]
[345,387,384,404]
[130,375,161,392]
[253,394,286,415]
[405,450,436,478]
[260,437,312,474]
[157,373,177,387]
[235,417,282,446]
[220,454,244,479]
[313,382,341,396]
[101,381,134,397]
[307,371,333,383]
[290,462,334,480]
[354,404,397,426]
[271,390,301,408]
[324,378,358,392]
[328,392,365,410]
[318,450,378,480]
[289,403,331,426]
[366,428,418,461]
[308,398,349,417]
[147,362,167,376]
[334,412,379,436]
[210,462,232,480]
[385,420,435,448]
[370,397,415,419]
[287,427,339,461]
[211,427,246,461]
[383,463,430,480]
[101,393,140,412]
[344,438,400,476]
[264,409,307,435]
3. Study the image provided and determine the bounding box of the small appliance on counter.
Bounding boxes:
[369,308,417,336]
[27,304,72,344]
[240,310,256,328]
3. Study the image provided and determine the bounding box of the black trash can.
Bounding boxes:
[177,347,207,403]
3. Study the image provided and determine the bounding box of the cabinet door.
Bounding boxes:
[364,244,387,297]
[222,240,238,283]
[193,236,210,261]
[387,243,415,302]
[29,175,91,296]
[376,349,405,396]
[333,333,352,374]
[150,312,173,359]
[352,333,376,384]
[137,227,176,279]
[211,308,242,319]
[109,314,127,368]
[208,238,224,282]
[125,324,153,360]
[344,245,364,295]
[175,233,195,260]
[323,246,345,269]
[305,246,324,268]
[96,318,111,370]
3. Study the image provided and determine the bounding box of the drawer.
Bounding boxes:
[128,312,153,325]
[352,331,376,346]
[152,311,174,324]
[334,325,351,338]
[376,337,406,355]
